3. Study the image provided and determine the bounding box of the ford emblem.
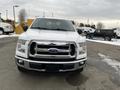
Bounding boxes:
[48,48,58,54]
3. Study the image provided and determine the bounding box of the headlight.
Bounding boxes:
[18,39,27,45]
[17,39,27,53]
[78,42,86,54]
[4,26,10,29]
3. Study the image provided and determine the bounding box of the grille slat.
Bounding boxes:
[37,45,69,49]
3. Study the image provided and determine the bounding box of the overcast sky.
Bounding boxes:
[0,0,120,27]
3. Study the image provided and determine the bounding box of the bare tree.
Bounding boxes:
[96,22,104,29]
[79,23,84,27]
[91,24,96,29]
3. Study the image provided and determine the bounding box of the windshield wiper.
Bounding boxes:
[52,28,69,31]
[31,27,49,30]
[31,27,73,31]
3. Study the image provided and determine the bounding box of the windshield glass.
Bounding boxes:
[31,18,75,31]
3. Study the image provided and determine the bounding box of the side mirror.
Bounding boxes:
[23,25,28,32]
[77,29,83,35]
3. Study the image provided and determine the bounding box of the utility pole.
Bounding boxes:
[6,10,8,20]
[0,13,1,19]
[43,11,45,17]
[87,19,89,24]
[13,5,19,29]
[52,12,54,17]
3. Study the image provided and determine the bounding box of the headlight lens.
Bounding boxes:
[18,39,27,45]
[79,42,86,54]
[17,39,27,53]
[4,26,10,28]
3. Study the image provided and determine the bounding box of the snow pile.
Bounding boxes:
[87,39,120,46]
[98,53,120,73]
[0,34,19,39]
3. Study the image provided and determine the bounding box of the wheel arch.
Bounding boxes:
[0,27,4,31]
[0,27,4,34]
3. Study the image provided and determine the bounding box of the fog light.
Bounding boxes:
[79,61,85,66]
[18,59,24,65]
[81,61,85,64]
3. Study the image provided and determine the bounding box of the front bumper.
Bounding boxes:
[4,30,14,33]
[116,34,120,38]
[15,56,87,72]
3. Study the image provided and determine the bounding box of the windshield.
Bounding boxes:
[31,18,75,31]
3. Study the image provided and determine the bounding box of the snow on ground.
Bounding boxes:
[98,53,120,74]
[0,34,20,39]
[87,38,120,46]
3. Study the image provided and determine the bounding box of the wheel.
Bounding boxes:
[0,29,4,35]
[114,34,117,39]
[84,31,88,36]
[5,32,10,35]
[106,37,112,41]
[17,66,27,72]
[104,36,111,41]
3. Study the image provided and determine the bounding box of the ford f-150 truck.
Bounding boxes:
[15,18,87,72]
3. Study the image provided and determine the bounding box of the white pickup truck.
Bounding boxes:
[114,28,120,38]
[77,27,96,34]
[15,18,87,72]
[0,19,14,34]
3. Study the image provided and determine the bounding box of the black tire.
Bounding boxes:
[115,34,119,39]
[0,29,4,35]
[5,32,10,35]
[84,31,88,36]
[104,36,112,41]
[17,66,27,72]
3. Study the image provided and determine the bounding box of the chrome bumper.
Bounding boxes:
[15,56,87,72]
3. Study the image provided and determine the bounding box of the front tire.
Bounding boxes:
[104,36,112,41]
[5,32,10,35]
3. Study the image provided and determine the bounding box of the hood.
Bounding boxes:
[19,29,85,43]
[0,22,11,27]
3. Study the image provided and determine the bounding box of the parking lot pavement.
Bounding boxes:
[0,37,120,90]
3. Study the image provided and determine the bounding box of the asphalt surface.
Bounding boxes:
[0,37,120,90]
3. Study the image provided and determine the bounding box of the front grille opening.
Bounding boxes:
[29,57,75,62]
[29,63,74,70]
[37,51,69,55]
[70,44,76,56]
[30,63,44,69]
[37,45,69,49]
[36,43,70,56]
[30,42,36,55]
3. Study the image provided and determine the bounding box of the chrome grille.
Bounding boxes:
[29,41,76,59]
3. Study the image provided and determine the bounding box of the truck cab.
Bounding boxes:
[15,18,87,72]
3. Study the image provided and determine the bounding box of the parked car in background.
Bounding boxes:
[77,27,95,33]
[76,27,96,39]
[114,28,120,38]
[0,19,14,35]
[94,29,116,41]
